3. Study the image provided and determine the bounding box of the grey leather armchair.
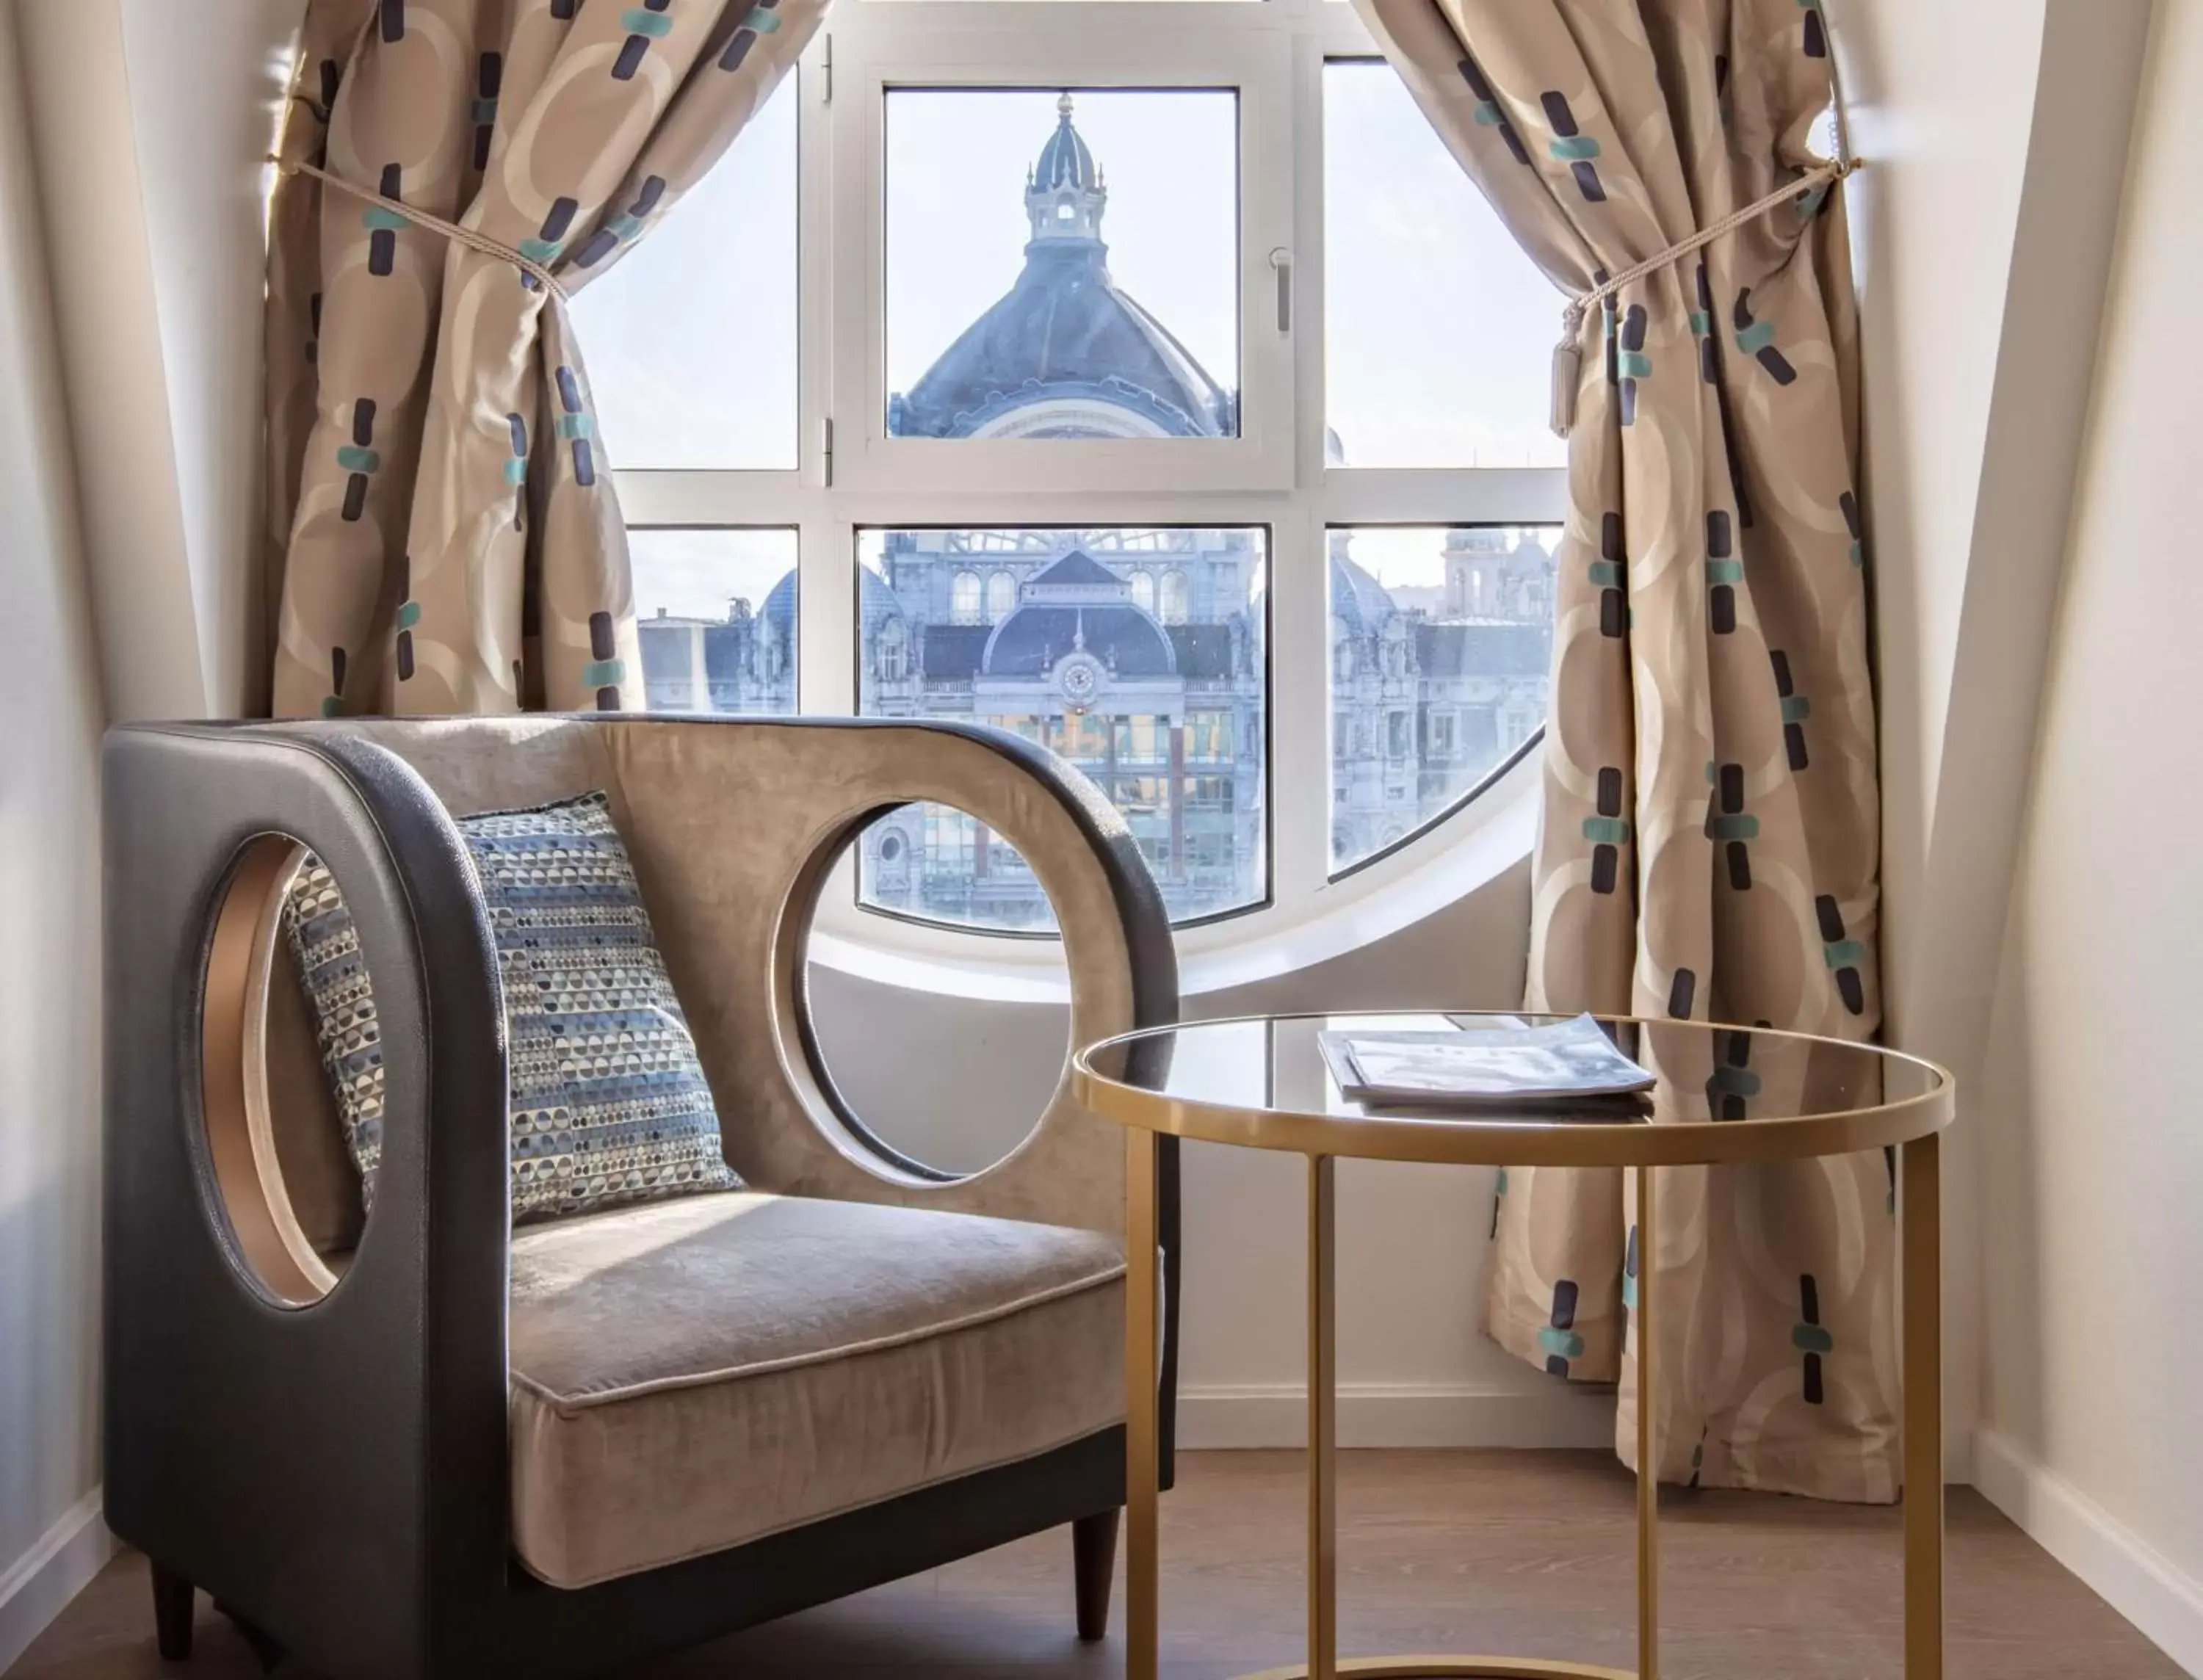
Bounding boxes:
[102,714,1179,1679]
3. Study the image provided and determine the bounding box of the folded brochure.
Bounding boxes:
[1317,1014,1654,1109]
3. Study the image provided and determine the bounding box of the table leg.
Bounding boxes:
[1633,1164,1658,1680]
[1903,1132,1944,1680]
[1309,1154,1338,1680]
[1127,1126,1161,1680]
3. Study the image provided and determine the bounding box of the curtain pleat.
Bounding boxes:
[1353,0,1894,1500]
[264,0,825,720]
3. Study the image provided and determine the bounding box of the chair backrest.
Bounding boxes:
[234,715,1176,1288]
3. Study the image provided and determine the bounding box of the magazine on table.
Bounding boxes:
[1317,1013,1654,1110]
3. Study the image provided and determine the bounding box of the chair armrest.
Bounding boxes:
[570,716,1179,1233]
[591,716,1184,1477]
[102,722,510,1668]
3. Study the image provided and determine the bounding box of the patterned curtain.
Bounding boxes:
[1353,0,1893,1500]
[264,0,824,720]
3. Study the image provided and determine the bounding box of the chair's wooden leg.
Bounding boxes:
[1074,1507,1121,1642]
[151,1562,195,1661]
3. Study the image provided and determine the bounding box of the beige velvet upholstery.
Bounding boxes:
[507,1192,1126,1588]
[294,717,1139,1239]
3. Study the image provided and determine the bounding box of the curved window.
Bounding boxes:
[951,570,983,624]
[985,570,1017,622]
[1129,568,1157,615]
[1328,524,1558,875]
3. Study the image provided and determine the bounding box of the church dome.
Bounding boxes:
[889,97,1232,441]
[764,568,798,637]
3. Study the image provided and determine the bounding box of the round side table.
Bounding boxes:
[1072,1012,1955,1680]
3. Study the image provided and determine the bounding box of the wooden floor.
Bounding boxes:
[12,1450,2180,1679]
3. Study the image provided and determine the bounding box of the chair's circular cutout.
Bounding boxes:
[802,807,1069,1180]
[200,834,368,1306]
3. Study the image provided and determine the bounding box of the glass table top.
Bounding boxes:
[1072,1012,1953,1168]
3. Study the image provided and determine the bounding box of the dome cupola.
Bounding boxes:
[1026,94,1107,245]
[888,93,1231,441]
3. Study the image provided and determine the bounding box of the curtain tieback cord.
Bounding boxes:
[269,153,573,303]
[272,145,1856,439]
[1550,154,1862,438]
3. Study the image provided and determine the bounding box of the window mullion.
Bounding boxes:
[1268,496,1330,905]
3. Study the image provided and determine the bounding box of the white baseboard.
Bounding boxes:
[0,1488,114,1674]
[1974,1427,2203,1676]
[1179,1380,1618,1449]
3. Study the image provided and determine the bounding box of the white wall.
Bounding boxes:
[0,12,113,1668]
[1836,0,2153,1471]
[1972,2,2203,1669]
[15,0,303,723]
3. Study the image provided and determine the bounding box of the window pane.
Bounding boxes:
[567,82,797,470]
[886,90,1240,441]
[1328,526,1556,872]
[632,529,799,714]
[1323,62,1564,468]
[858,528,1268,929]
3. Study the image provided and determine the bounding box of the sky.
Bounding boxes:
[1342,524,1558,591]
[568,84,800,471]
[628,527,796,623]
[1323,62,1566,468]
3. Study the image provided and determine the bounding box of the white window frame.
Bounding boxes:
[612,0,1567,974]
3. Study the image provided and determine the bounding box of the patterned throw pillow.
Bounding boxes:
[281,790,739,1225]
[281,855,386,1206]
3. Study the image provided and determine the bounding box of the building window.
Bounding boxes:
[951,569,983,624]
[878,619,908,682]
[1159,569,1190,626]
[590,14,1562,939]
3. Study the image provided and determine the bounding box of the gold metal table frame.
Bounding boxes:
[1073,1012,1956,1680]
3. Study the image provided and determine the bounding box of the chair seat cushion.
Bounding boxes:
[507,1192,1126,1588]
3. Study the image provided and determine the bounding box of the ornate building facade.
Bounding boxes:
[635,97,1555,927]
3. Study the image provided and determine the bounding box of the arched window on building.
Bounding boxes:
[985,570,1016,622]
[1129,569,1157,615]
[952,570,983,624]
[878,619,908,681]
[1159,568,1190,625]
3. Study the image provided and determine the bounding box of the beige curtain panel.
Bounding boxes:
[264,0,823,719]
[1353,0,1891,1500]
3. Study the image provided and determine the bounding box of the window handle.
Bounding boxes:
[1269,247,1293,335]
